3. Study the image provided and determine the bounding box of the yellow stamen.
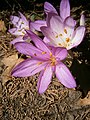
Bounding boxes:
[22,31,25,34]
[21,22,24,24]
[50,52,53,57]
[37,62,42,65]
[66,38,70,43]
[64,29,67,34]
[55,35,58,38]
[18,30,21,32]
[50,56,56,66]
[42,51,47,54]
[59,34,63,36]
[58,43,61,46]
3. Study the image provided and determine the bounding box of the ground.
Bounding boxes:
[0,0,90,120]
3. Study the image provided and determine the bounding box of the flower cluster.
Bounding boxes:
[9,0,85,94]
[9,12,46,44]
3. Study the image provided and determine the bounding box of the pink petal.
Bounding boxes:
[55,47,67,60]
[50,15,64,34]
[55,63,76,88]
[44,2,58,15]
[43,37,50,43]
[80,14,85,26]
[64,16,76,27]
[37,66,53,94]
[18,12,28,25]
[62,17,76,41]
[15,42,42,55]
[26,31,51,54]
[14,42,49,60]
[11,58,47,77]
[41,26,55,42]
[10,36,24,45]
[60,0,70,21]
[8,28,25,36]
[71,26,85,48]
[30,20,47,31]
[46,13,59,27]
[43,37,57,47]
[10,15,20,27]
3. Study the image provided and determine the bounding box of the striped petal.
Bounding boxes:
[71,26,85,48]
[26,30,51,54]
[44,2,58,15]
[55,63,76,88]
[37,65,53,94]
[14,42,49,60]
[10,36,24,45]
[9,28,26,36]
[11,58,47,77]
[30,20,47,31]
[50,15,64,34]
[60,0,70,21]
[55,47,67,60]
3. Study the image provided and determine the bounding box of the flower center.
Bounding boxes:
[49,53,56,66]
[55,28,72,48]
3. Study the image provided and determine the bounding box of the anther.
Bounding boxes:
[64,29,67,34]
[42,51,47,54]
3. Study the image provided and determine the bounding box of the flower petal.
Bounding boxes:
[71,26,85,48]
[55,63,76,88]
[11,58,47,77]
[26,30,51,54]
[41,26,55,41]
[60,0,70,21]
[64,16,76,27]
[30,20,47,31]
[63,17,76,39]
[8,28,26,36]
[80,14,85,26]
[46,13,58,27]
[43,37,50,43]
[14,42,49,60]
[37,66,53,94]
[50,15,64,34]
[44,2,58,15]
[14,42,41,55]
[55,47,67,60]
[10,15,20,27]
[18,12,28,26]
[10,12,29,30]
[10,36,24,45]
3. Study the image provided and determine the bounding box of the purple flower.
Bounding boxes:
[11,31,76,94]
[41,14,85,50]
[9,12,46,44]
[44,0,70,22]
[41,0,85,50]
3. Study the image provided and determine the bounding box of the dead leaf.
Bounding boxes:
[77,91,90,106]
[0,20,7,32]
[2,54,18,66]
[1,54,24,85]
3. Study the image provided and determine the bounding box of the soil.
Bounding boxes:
[0,0,90,120]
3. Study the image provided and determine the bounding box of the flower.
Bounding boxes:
[41,14,85,50]
[40,0,85,50]
[11,31,76,94]
[44,0,70,22]
[9,12,46,44]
